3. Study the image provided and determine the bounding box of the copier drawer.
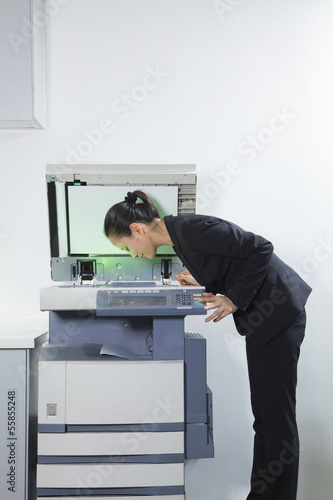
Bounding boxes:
[37,462,184,488]
[38,496,185,500]
[38,431,184,456]
[38,360,184,426]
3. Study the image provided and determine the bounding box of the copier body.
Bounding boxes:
[37,164,214,499]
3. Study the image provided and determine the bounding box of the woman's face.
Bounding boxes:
[109,225,157,259]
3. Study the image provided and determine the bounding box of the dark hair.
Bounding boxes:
[104,190,160,238]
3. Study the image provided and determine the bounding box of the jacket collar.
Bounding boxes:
[164,215,202,284]
[164,215,180,252]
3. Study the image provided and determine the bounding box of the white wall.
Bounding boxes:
[1,0,333,498]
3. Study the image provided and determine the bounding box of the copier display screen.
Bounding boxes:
[107,296,168,308]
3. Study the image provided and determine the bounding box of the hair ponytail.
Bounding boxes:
[104,190,160,238]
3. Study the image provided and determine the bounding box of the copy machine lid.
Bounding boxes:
[46,164,197,283]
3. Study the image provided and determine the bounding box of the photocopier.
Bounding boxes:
[36,164,214,499]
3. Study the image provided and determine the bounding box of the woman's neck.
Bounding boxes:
[152,218,174,247]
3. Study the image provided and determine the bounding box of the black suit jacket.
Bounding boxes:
[164,214,312,346]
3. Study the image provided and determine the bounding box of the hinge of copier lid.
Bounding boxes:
[77,259,96,285]
[161,259,172,285]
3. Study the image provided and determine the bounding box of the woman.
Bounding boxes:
[104,190,311,500]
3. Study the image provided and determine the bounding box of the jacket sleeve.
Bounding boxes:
[181,217,274,311]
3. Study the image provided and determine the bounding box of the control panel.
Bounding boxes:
[96,286,206,316]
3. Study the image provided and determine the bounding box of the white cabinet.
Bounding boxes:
[0,329,47,500]
[0,0,45,128]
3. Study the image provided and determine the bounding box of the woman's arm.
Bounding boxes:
[175,270,238,323]
[180,217,274,312]
[175,270,200,286]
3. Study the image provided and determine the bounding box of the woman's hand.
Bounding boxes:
[175,270,200,286]
[199,293,238,323]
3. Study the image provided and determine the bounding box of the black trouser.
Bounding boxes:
[245,309,306,500]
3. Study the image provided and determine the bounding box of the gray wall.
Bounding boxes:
[0,1,332,498]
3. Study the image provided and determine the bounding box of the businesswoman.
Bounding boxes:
[104,190,311,500]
